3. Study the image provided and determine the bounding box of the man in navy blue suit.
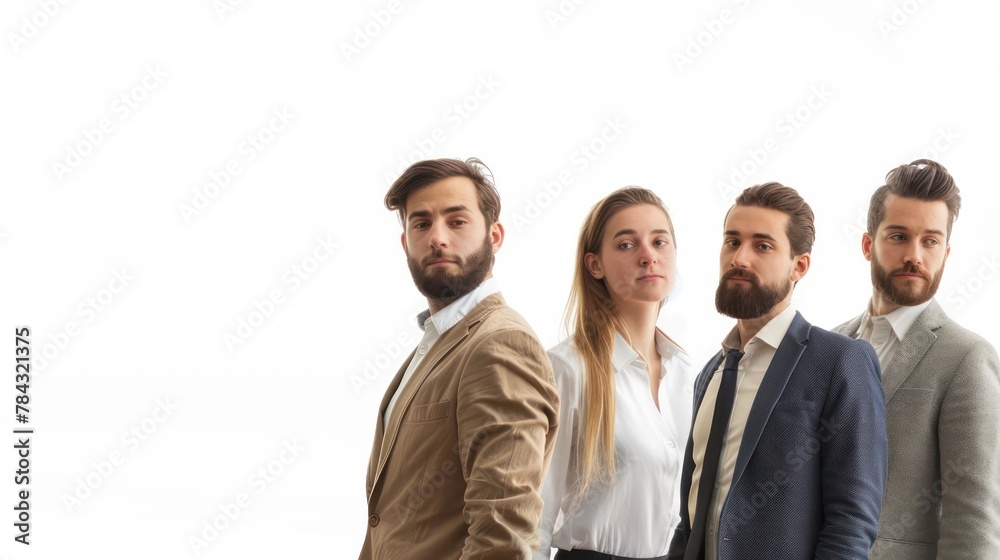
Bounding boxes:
[669,182,888,560]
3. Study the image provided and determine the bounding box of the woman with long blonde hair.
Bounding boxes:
[536,187,694,560]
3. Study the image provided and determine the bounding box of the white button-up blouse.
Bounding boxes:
[535,329,695,559]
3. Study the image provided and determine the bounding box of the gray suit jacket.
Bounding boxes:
[834,299,1000,560]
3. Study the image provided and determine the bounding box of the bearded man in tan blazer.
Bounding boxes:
[359,157,559,560]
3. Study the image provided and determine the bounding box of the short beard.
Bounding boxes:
[715,268,791,320]
[871,256,942,307]
[407,236,494,306]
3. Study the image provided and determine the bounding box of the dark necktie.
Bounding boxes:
[686,349,744,560]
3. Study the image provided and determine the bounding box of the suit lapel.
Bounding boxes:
[366,348,416,496]
[366,293,502,503]
[730,311,810,493]
[840,315,864,340]
[881,299,944,403]
[693,353,725,419]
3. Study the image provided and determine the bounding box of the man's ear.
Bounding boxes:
[489,221,505,253]
[861,232,873,261]
[400,231,407,254]
[584,252,604,279]
[790,252,810,283]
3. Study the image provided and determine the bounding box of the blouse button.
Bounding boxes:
[667,441,676,448]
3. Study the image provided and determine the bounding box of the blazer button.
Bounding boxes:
[368,514,380,527]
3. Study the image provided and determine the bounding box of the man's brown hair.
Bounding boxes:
[867,159,961,240]
[385,158,501,226]
[733,182,816,256]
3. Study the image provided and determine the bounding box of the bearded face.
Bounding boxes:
[406,234,494,303]
[715,267,792,320]
[870,251,943,307]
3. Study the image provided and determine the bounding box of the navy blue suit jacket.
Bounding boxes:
[668,311,888,560]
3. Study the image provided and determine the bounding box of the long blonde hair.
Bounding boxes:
[564,186,676,488]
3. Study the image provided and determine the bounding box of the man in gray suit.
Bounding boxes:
[835,159,1000,560]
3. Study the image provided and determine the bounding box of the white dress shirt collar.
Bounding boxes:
[415,276,500,335]
[385,277,501,428]
[721,303,798,353]
[856,298,932,341]
[611,328,689,377]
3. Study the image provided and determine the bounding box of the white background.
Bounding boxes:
[2,0,999,558]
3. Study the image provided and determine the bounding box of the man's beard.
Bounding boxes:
[871,254,942,307]
[407,237,494,304]
[715,268,792,320]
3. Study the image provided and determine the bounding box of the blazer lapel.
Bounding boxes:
[730,311,810,492]
[881,299,945,403]
[366,348,416,497]
[693,352,725,417]
[367,328,469,502]
[840,315,864,340]
[366,293,502,503]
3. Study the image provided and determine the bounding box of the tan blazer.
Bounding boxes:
[359,293,559,560]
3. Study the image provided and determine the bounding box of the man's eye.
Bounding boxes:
[450,220,467,226]
[412,223,429,229]
[925,238,939,246]
[724,239,739,247]
[654,239,670,247]
[889,234,905,241]
[757,244,773,251]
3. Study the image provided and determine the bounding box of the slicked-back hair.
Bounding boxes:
[384,157,501,227]
[732,182,815,256]
[867,159,961,240]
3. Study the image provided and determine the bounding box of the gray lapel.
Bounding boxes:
[882,299,945,403]
[835,315,864,340]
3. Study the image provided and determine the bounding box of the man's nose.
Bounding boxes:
[730,243,752,268]
[428,221,449,249]
[903,239,924,266]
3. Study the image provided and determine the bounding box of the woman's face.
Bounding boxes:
[585,204,677,308]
